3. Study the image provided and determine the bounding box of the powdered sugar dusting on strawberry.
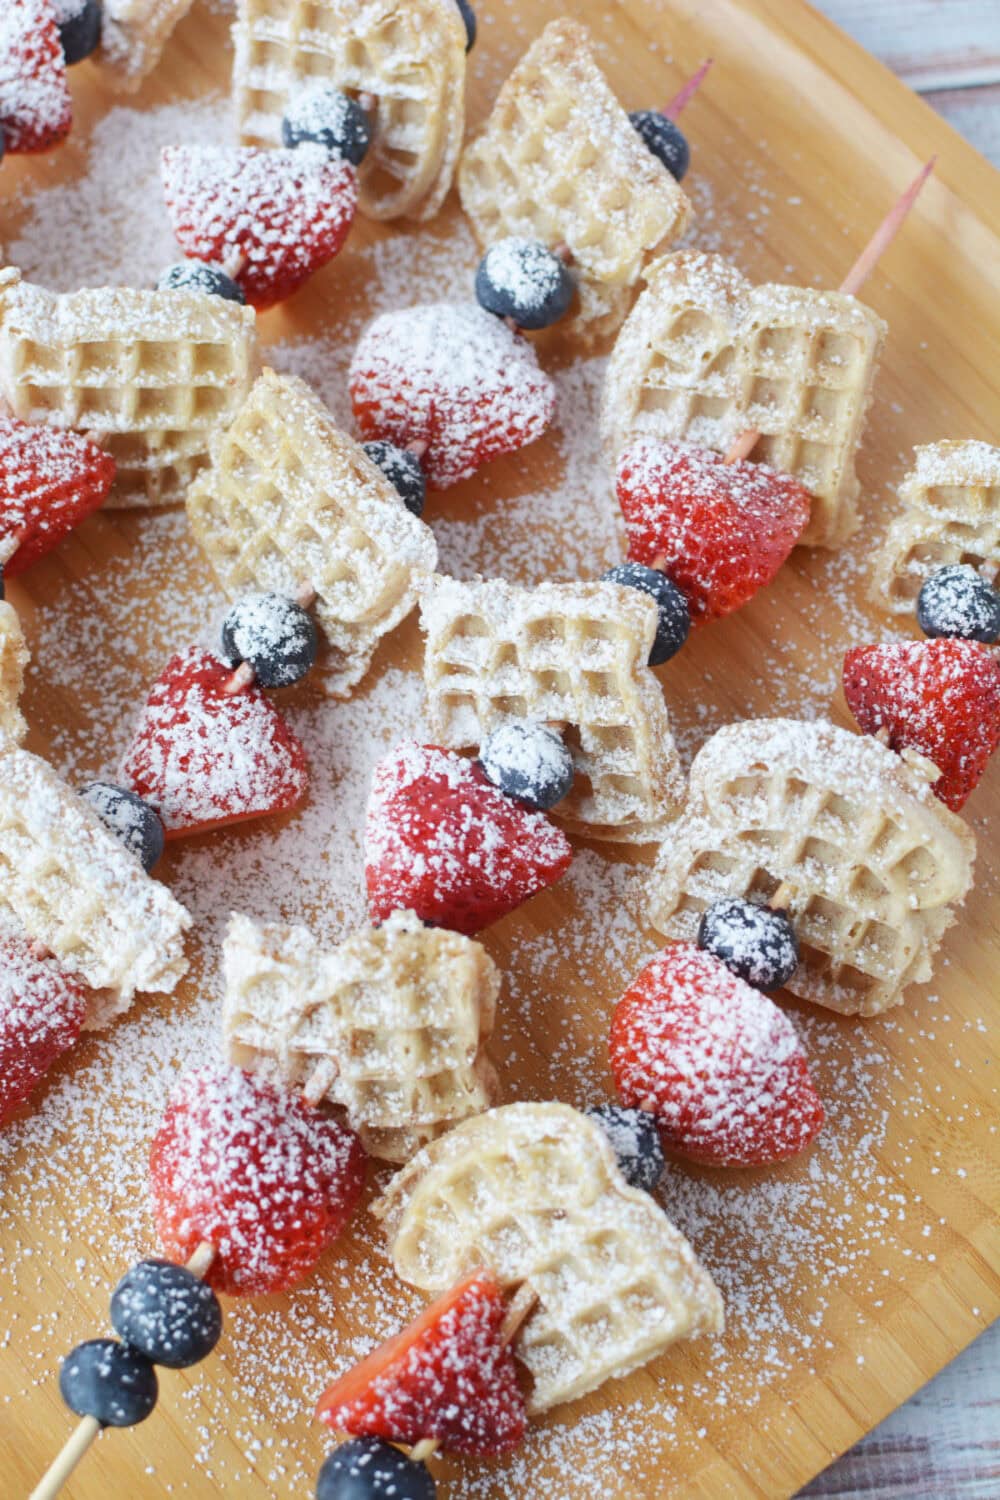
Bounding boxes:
[0,417,116,575]
[0,933,87,1122]
[0,0,71,155]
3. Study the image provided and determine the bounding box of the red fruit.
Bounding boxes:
[0,937,87,1124]
[350,303,556,489]
[843,637,1000,812]
[121,646,309,837]
[160,145,357,310]
[0,0,71,154]
[617,437,811,622]
[0,417,115,576]
[317,1269,526,1457]
[609,943,824,1168]
[365,742,573,935]
[150,1065,366,1296]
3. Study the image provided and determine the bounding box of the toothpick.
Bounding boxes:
[662,58,713,121]
[221,582,318,695]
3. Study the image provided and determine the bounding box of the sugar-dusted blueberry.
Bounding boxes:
[601,562,690,665]
[59,1339,158,1427]
[157,261,246,304]
[916,564,1000,644]
[79,781,165,873]
[628,110,690,181]
[697,896,799,990]
[363,440,427,518]
[221,591,319,689]
[586,1103,665,1193]
[478,720,574,811]
[282,84,372,167]
[455,0,476,51]
[110,1259,223,1370]
[58,0,103,66]
[316,1437,436,1500]
[474,237,575,331]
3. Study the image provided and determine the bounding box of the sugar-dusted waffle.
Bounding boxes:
[222,908,500,1162]
[0,602,29,747]
[0,267,259,508]
[420,574,685,842]
[95,0,196,91]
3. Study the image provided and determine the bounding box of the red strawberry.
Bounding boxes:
[0,0,71,154]
[0,936,87,1124]
[317,1269,526,1457]
[160,145,357,310]
[149,1065,366,1296]
[121,646,309,838]
[350,303,556,488]
[0,417,115,577]
[365,742,573,935]
[617,438,811,622]
[609,943,823,1168]
[843,637,1000,812]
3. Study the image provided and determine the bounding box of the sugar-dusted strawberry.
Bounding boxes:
[365,742,573,935]
[617,437,811,622]
[160,145,357,311]
[609,943,823,1168]
[0,0,72,154]
[843,637,1000,812]
[317,1269,526,1457]
[0,936,87,1124]
[0,417,115,577]
[121,646,309,838]
[149,1065,366,1296]
[350,303,556,489]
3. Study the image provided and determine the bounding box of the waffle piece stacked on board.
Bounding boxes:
[97,0,197,91]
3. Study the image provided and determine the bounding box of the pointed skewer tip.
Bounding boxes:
[662,57,713,120]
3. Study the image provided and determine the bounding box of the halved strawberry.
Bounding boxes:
[609,943,824,1167]
[0,936,87,1124]
[617,437,811,622]
[350,303,556,489]
[160,145,357,310]
[365,742,573,935]
[0,417,115,577]
[0,0,71,154]
[843,637,1000,812]
[121,646,309,837]
[317,1269,526,1457]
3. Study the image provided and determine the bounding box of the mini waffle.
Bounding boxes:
[0,602,28,747]
[96,0,197,92]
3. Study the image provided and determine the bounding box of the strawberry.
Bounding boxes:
[616,437,811,622]
[0,417,115,577]
[843,637,1000,812]
[609,943,823,1168]
[0,936,87,1124]
[121,646,309,838]
[149,1065,366,1296]
[0,0,72,155]
[160,145,357,310]
[349,303,556,489]
[316,1269,526,1457]
[365,742,573,935]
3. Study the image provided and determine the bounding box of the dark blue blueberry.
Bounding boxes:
[79,782,165,873]
[916,564,1000,644]
[586,1104,665,1193]
[157,261,246,304]
[455,0,476,51]
[474,237,575,331]
[316,1438,436,1500]
[221,592,319,688]
[282,85,372,167]
[59,1339,158,1427]
[58,0,102,66]
[478,721,574,811]
[628,110,690,181]
[110,1260,223,1370]
[363,440,427,518]
[601,563,690,665]
[697,897,799,990]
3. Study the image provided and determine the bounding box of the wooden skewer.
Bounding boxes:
[221,583,319,696]
[662,58,713,121]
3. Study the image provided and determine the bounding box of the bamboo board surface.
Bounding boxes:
[0,2,999,1498]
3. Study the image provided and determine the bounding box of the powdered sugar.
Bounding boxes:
[0,0,71,156]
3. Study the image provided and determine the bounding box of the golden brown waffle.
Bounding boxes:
[0,603,28,747]
[647,718,975,1016]
[375,1102,723,1412]
[602,251,887,547]
[420,574,685,843]
[186,368,438,698]
[222,909,499,1162]
[0,267,259,509]
[233,0,466,221]
[96,0,196,91]
[457,19,692,344]
[870,441,1000,615]
[0,746,190,1028]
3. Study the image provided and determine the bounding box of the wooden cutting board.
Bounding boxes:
[1,2,998,1497]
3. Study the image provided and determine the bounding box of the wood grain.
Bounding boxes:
[815,1,1000,89]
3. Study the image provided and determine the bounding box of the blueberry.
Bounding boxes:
[59,1339,158,1427]
[316,1438,436,1500]
[601,563,690,665]
[363,440,426,518]
[478,721,574,811]
[221,592,319,689]
[454,0,476,51]
[474,238,575,331]
[110,1260,223,1370]
[58,0,102,66]
[79,782,165,873]
[282,85,372,167]
[697,897,799,990]
[628,110,690,181]
[157,261,246,304]
[916,564,1000,644]
[586,1104,665,1193]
